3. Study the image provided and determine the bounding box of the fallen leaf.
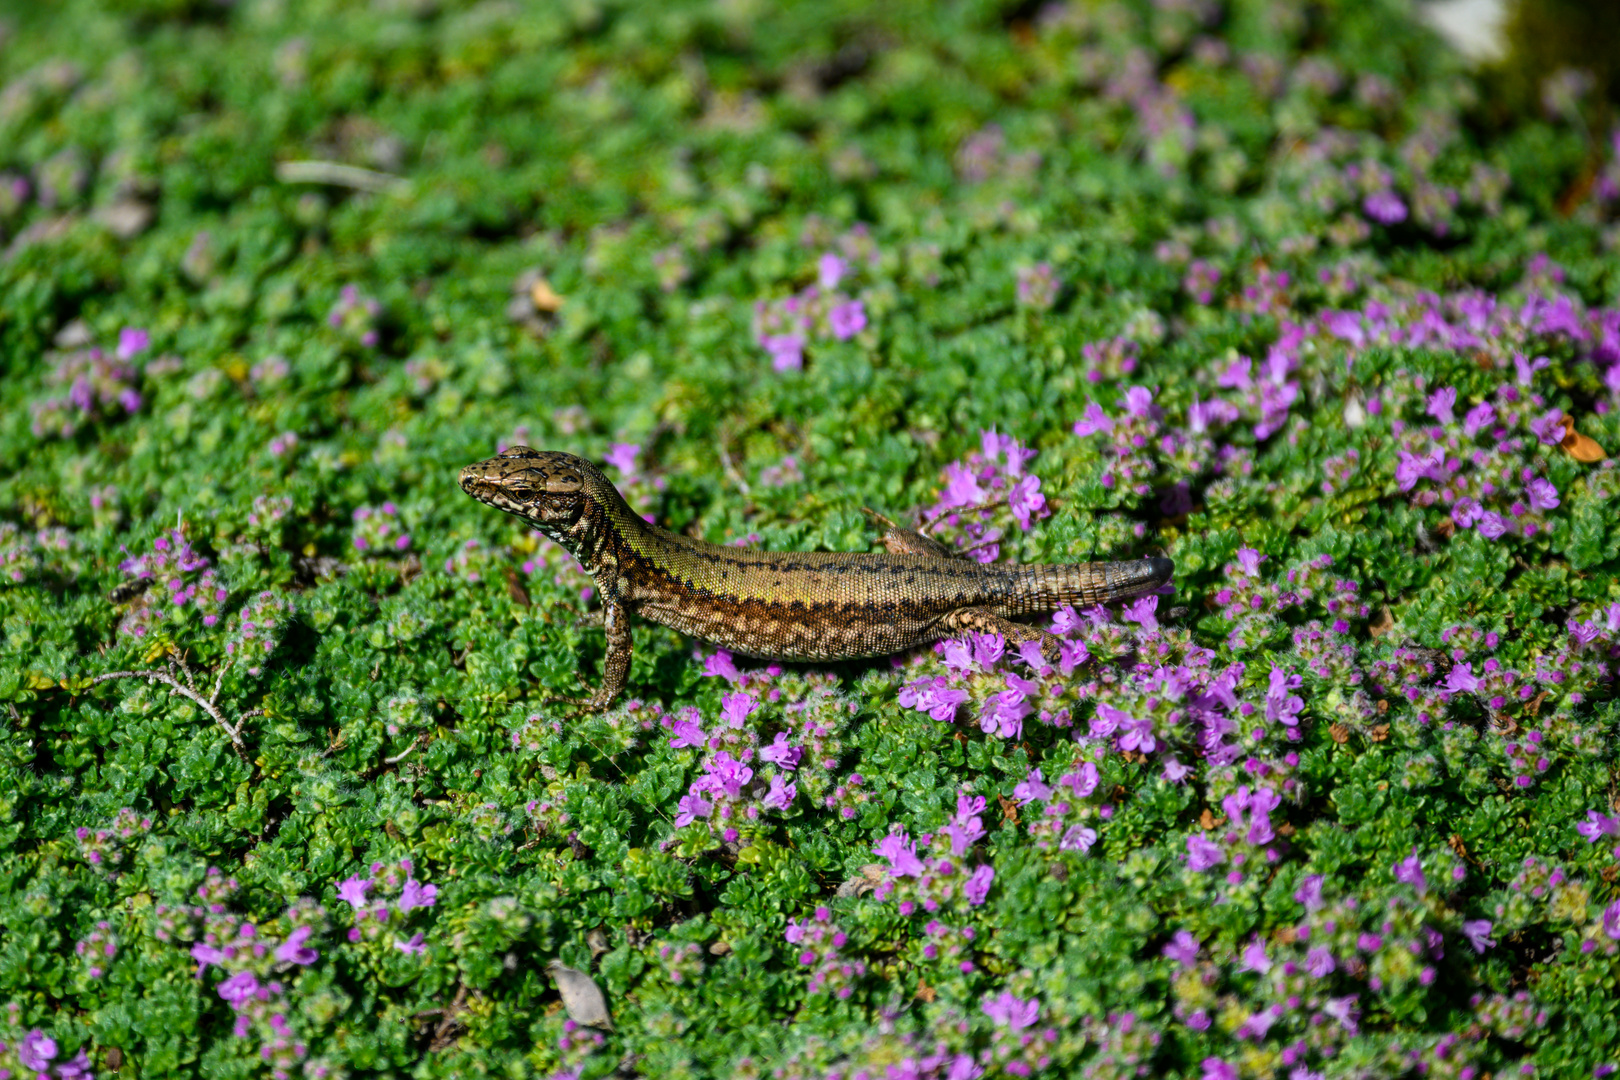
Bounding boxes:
[916,981,936,1002]
[1370,724,1390,742]
[1367,607,1395,637]
[834,864,887,899]
[1329,723,1350,744]
[997,794,1019,826]
[1198,809,1227,830]
[1558,413,1606,463]
[504,567,531,607]
[531,278,565,312]
[545,961,612,1029]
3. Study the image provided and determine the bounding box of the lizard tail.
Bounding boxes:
[1010,556,1174,612]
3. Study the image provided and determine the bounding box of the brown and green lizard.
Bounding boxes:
[459,447,1174,711]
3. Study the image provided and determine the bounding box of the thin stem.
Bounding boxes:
[384,736,425,765]
[918,495,1006,537]
[93,669,251,763]
[274,160,407,194]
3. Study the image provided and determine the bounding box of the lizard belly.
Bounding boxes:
[635,594,947,661]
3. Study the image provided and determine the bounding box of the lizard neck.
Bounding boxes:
[556,476,662,583]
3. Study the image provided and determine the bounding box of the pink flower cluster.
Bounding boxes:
[225,589,296,677]
[335,857,438,956]
[74,921,117,980]
[784,906,866,1000]
[870,798,997,918]
[115,526,230,640]
[327,284,382,348]
[667,687,800,841]
[752,227,877,371]
[916,429,1049,563]
[153,869,325,1079]
[73,807,151,877]
[351,502,412,554]
[0,1017,94,1080]
[31,328,149,439]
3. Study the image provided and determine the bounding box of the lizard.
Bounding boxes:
[459,447,1175,712]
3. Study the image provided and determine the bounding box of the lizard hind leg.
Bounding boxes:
[862,508,958,559]
[939,607,1064,664]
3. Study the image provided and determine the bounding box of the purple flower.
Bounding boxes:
[979,691,1030,740]
[1124,595,1159,631]
[874,830,926,877]
[337,875,371,908]
[943,794,988,856]
[1445,663,1480,694]
[1305,946,1336,977]
[1426,387,1457,425]
[818,253,847,290]
[1090,701,1132,738]
[765,333,805,371]
[706,752,753,797]
[1577,811,1620,843]
[1008,474,1045,529]
[398,878,438,912]
[117,327,151,361]
[982,991,1039,1030]
[1363,190,1408,225]
[56,1050,94,1080]
[1604,901,1620,941]
[1461,919,1496,953]
[1526,477,1560,511]
[701,649,741,683]
[1323,996,1360,1035]
[1477,512,1509,540]
[1201,1058,1239,1080]
[275,924,319,965]
[1295,874,1325,911]
[218,970,260,1005]
[1162,929,1200,967]
[759,732,802,770]
[720,691,756,729]
[1072,401,1114,437]
[829,300,867,340]
[963,863,995,905]
[604,442,641,476]
[1060,763,1100,799]
[1394,849,1427,895]
[1530,409,1565,445]
[18,1029,58,1070]
[1118,717,1157,754]
[1234,548,1265,576]
[1239,938,1271,974]
[1462,401,1496,437]
[761,773,797,811]
[1266,666,1305,727]
[674,793,712,827]
[394,932,426,955]
[1059,824,1098,853]
[1186,834,1225,871]
[191,942,227,970]
[1014,768,1053,805]
[669,717,707,749]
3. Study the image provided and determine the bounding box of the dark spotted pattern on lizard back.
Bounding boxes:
[459,447,1174,711]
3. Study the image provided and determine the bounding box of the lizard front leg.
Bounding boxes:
[544,597,632,713]
[940,607,1064,664]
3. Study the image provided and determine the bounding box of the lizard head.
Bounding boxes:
[458,447,599,542]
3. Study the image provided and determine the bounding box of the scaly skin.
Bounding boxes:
[459,447,1174,711]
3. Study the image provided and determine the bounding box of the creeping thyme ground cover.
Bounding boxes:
[2,0,1620,1076]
